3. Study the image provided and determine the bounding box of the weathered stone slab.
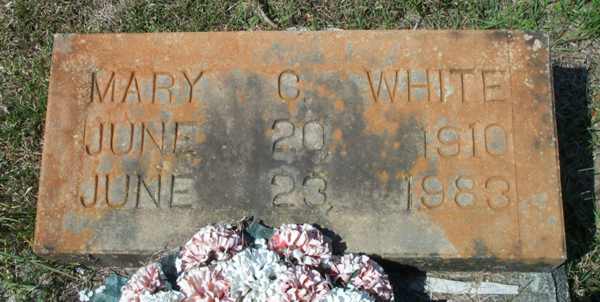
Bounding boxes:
[34,31,565,269]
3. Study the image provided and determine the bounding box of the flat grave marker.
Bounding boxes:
[34,31,565,269]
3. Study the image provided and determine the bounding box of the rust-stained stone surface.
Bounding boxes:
[34,31,565,270]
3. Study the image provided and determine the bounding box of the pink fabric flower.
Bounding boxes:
[177,224,245,273]
[327,255,393,301]
[275,266,331,302]
[120,263,165,302]
[177,266,233,302]
[269,224,332,266]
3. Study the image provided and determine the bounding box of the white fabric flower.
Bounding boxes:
[78,289,93,302]
[220,246,288,301]
[138,291,185,302]
[319,288,375,302]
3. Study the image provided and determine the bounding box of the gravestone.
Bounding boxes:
[34,31,565,269]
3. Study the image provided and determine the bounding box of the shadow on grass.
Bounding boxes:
[554,66,598,300]
[554,66,596,259]
[378,259,433,302]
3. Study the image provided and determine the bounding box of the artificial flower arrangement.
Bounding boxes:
[82,220,395,302]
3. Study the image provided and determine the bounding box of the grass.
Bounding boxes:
[0,0,599,300]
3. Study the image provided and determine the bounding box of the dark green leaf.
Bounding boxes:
[87,273,128,302]
[246,221,275,241]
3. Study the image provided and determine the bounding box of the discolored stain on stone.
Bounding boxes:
[473,239,490,258]
[533,137,542,151]
[488,30,510,41]
[34,31,565,270]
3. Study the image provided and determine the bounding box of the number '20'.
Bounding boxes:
[272,120,324,153]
